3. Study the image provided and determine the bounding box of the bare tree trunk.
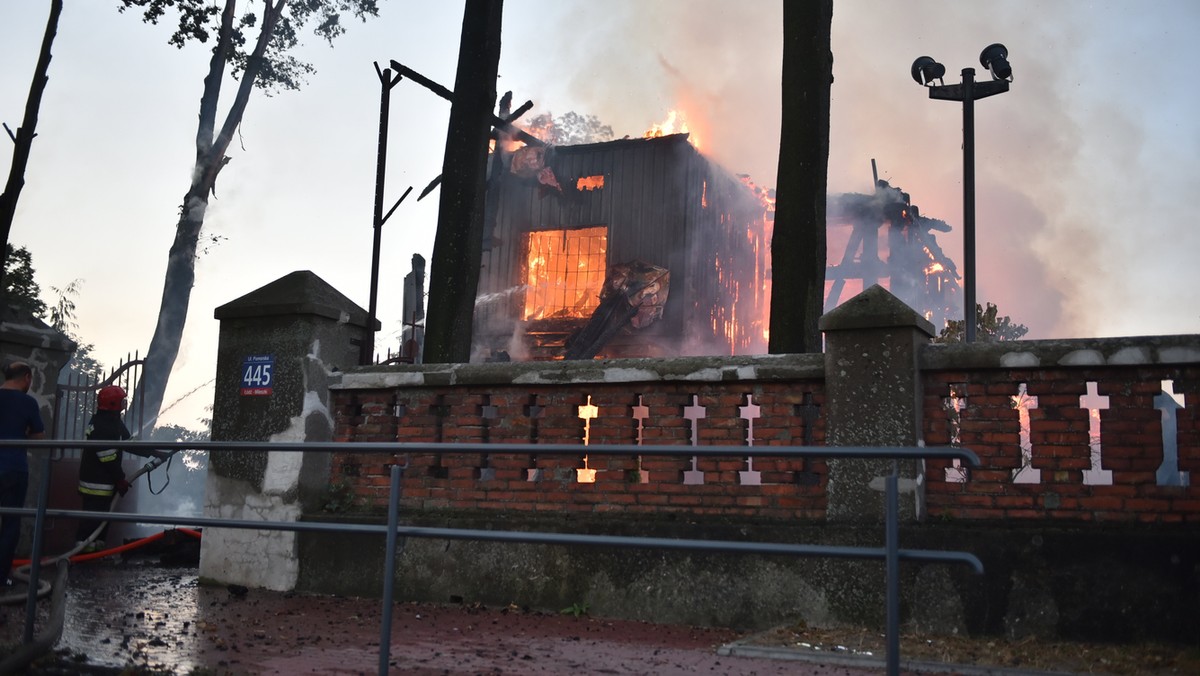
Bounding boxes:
[768,0,833,355]
[132,0,286,435]
[0,0,63,289]
[422,0,504,364]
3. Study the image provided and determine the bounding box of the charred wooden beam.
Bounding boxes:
[417,94,532,204]
[417,174,442,201]
[563,294,640,360]
[482,92,514,250]
[389,59,546,148]
[563,265,670,361]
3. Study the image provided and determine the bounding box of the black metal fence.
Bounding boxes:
[1,439,982,676]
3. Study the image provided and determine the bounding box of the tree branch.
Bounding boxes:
[196,0,237,161]
[0,0,63,287]
[203,0,288,193]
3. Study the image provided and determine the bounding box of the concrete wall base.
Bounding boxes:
[198,472,300,591]
[295,512,1199,644]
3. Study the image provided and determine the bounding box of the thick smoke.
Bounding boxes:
[500,0,1200,340]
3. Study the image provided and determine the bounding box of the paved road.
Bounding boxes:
[2,560,895,675]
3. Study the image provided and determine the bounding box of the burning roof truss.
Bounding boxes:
[826,176,962,328]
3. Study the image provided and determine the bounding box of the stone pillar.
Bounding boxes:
[201,271,376,590]
[818,285,934,522]
[1,306,76,554]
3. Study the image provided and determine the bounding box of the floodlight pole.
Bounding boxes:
[362,64,412,366]
[962,68,978,345]
[927,67,1008,343]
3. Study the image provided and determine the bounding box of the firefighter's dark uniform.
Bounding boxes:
[75,409,133,545]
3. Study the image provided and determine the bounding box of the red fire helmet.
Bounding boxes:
[97,385,127,411]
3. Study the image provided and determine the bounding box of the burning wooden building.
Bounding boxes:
[472,132,771,361]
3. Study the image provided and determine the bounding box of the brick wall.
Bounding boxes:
[331,375,828,520]
[328,338,1199,524]
[922,362,1199,523]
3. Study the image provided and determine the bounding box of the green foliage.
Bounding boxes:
[2,248,104,386]
[2,243,47,318]
[526,112,615,146]
[3,249,111,437]
[560,601,589,618]
[149,423,210,443]
[48,278,107,384]
[118,0,381,94]
[149,423,209,472]
[49,278,81,332]
[935,302,1029,344]
[320,479,363,513]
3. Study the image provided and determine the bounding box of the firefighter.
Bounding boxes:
[75,385,165,553]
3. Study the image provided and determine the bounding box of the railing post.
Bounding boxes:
[885,466,900,676]
[379,463,403,675]
[2,437,983,673]
[23,452,53,643]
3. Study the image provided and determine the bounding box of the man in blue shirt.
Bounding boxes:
[0,361,45,586]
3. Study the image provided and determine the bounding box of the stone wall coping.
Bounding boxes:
[215,301,366,325]
[1,315,76,353]
[329,335,1200,388]
[333,353,825,390]
[921,334,1200,370]
[818,284,936,336]
[214,270,378,329]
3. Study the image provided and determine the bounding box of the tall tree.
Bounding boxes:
[118,0,380,435]
[1,243,48,318]
[0,0,63,290]
[422,0,504,363]
[768,0,833,354]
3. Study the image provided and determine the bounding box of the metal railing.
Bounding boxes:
[1,439,982,676]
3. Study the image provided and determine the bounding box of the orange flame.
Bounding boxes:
[644,110,701,149]
[523,227,607,321]
[576,175,605,191]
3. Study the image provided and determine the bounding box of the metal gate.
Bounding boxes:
[52,353,144,449]
[43,354,144,550]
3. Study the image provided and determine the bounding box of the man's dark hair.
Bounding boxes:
[3,361,33,381]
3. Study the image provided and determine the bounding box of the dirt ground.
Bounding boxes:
[733,623,1200,676]
[1,548,1197,675]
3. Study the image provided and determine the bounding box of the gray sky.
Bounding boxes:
[3,1,1198,430]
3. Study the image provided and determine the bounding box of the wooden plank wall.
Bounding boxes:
[475,134,766,360]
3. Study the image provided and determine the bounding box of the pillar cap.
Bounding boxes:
[215,270,378,329]
[1,304,77,353]
[818,284,935,337]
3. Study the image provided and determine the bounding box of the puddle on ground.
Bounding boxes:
[58,562,211,672]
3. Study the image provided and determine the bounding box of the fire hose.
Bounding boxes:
[0,450,199,671]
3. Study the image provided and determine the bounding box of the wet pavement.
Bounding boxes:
[1,554,893,675]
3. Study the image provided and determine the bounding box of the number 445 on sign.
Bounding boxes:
[241,355,274,396]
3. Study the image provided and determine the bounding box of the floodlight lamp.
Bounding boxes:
[980,43,1012,81]
[911,56,946,86]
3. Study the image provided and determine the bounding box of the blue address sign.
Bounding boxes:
[240,355,274,396]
